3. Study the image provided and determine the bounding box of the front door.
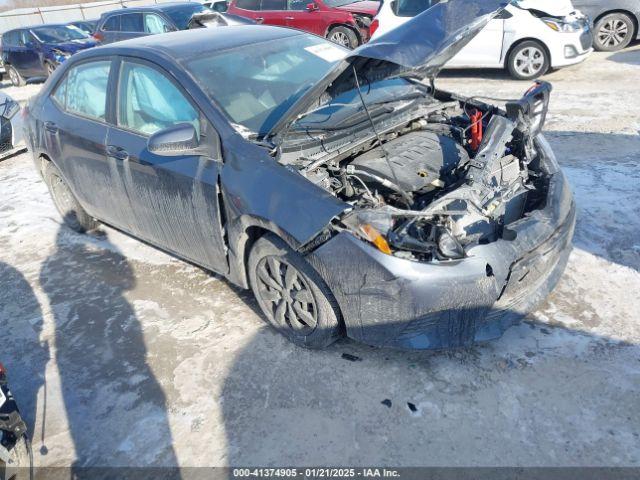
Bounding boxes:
[448,16,506,68]
[285,0,324,36]
[106,58,228,274]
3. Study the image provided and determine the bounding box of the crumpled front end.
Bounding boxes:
[306,137,575,349]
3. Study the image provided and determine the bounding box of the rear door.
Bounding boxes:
[106,58,228,273]
[41,58,133,231]
[228,0,262,22]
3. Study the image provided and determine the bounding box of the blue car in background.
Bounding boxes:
[0,24,97,86]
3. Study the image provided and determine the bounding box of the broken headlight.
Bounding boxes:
[542,17,582,33]
[342,209,394,255]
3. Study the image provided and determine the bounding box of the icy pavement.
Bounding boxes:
[1,46,639,467]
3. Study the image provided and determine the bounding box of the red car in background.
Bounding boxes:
[226,0,379,48]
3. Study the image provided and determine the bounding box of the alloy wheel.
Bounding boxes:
[514,47,545,77]
[9,68,19,86]
[330,31,351,47]
[255,255,318,336]
[598,19,629,48]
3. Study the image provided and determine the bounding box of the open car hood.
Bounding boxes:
[267,0,511,139]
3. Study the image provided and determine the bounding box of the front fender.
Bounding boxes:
[220,134,349,286]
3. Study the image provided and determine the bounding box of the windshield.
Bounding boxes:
[185,34,347,135]
[163,3,209,30]
[293,78,426,133]
[31,25,88,43]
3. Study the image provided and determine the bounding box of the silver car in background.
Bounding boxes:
[0,92,25,159]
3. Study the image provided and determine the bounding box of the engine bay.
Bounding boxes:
[280,83,553,262]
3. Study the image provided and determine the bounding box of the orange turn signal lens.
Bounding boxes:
[360,224,392,255]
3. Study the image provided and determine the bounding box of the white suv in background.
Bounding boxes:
[370,0,594,79]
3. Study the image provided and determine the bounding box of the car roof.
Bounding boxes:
[100,2,201,16]
[80,25,304,60]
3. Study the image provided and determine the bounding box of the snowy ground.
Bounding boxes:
[1,45,640,468]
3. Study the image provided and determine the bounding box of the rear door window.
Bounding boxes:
[53,60,111,121]
[120,13,144,32]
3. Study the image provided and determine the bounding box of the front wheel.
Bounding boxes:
[6,65,26,87]
[327,26,359,49]
[594,13,635,51]
[507,40,550,80]
[248,234,342,349]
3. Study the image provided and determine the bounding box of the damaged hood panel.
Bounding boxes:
[268,0,511,137]
[349,0,510,75]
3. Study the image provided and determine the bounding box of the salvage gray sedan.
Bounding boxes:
[24,0,575,349]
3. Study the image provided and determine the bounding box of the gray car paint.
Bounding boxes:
[573,0,640,38]
[26,4,574,350]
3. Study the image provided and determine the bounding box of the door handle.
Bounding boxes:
[285,16,294,20]
[44,121,58,134]
[106,145,129,161]
[255,16,264,23]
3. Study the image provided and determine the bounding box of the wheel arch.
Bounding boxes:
[227,216,303,289]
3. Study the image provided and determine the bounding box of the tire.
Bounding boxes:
[0,435,31,480]
[594,13,635,52]
[6,65,26,87]
[507,40,550,80]
[248,233,342,349]
[45,60,56,77]
[43,162,98,233]
[327,26,359,49]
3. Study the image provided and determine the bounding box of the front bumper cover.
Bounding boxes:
[307,151,575,350]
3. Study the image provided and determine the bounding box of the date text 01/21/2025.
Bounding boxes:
[232,468,401,478]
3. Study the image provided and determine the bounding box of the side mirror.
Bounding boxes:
[390,0,397,13]
[147,123,200,157]
[306,2,318,11]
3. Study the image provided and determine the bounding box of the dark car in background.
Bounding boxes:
[573,0,640,51]
[93,2,253,43]
[226,0,379,48]
[0,24,96,86]
[25,0,575,351]
[69,19,99,36]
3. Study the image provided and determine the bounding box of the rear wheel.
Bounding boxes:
[248,234,342,349]
[43,162,98,233]
[594,13,635,51]
[7,66,25,87]
[327,26,359,49]
[507,40,549,80]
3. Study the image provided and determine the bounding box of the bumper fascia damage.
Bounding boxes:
[307,135,576,350]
